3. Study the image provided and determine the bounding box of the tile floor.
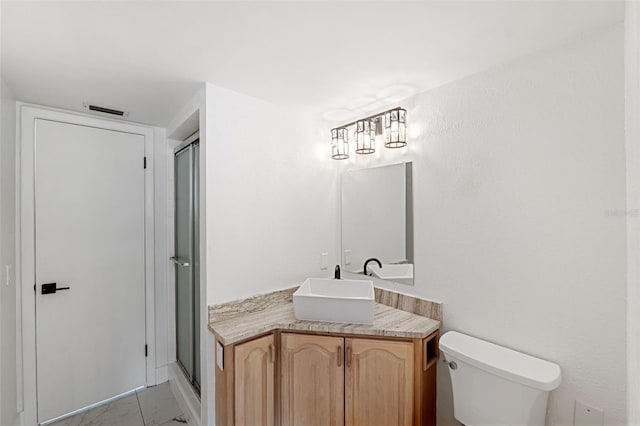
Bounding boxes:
[51,382,189,426]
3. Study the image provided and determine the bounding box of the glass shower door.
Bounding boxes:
[173,141,200,393]
[192,143,200,390]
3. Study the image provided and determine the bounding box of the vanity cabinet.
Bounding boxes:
[215,330,439,426]
[281,334,344,426]
[215,333,276,426]
[345,338,414,426]
[280,334,414,426]
[233,334,275,426]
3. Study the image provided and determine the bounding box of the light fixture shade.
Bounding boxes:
[384,107,407,148]
[331,127,349,160]
[355,119,376,154]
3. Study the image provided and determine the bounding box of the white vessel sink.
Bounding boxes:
[369,264,414,285]
[293,278,374,324]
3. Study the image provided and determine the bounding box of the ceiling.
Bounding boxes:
[1,1,624,128]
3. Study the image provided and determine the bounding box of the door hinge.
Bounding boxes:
[145,344,148,357]
[143,157,147,169]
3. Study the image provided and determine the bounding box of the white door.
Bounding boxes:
[34,119,147,423]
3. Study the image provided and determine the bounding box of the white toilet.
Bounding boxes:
[439,331,562,426]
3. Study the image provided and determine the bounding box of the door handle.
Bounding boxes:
[170,257,190,267]
[41,283,70,295]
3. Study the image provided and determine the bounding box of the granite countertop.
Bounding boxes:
[208,287,442,345]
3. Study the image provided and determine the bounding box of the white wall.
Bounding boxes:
[336,25,626,425]
[1,78,19,426]
[625,2,640,424]
[204,84,338,304]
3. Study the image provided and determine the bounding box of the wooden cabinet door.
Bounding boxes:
[345,338,414,426]
[280,333,344,426]
[234,334,275,426]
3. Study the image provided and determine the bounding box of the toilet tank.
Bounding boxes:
[439,331,561,426]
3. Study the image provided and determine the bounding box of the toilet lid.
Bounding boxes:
[439,331,562,391]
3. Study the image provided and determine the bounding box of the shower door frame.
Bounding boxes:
[172,132,201,395]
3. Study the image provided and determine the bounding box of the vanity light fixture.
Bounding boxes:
[355,118,376,154]
[330,107,407,159]
[384,107,407,148]
[331,127,349,160]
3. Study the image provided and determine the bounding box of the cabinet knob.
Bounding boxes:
[268,344,274,363]
[337,346,343,367]
[346,346,352,368]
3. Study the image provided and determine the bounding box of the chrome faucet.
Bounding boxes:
[363,258,382,276]
[334,265,341,279]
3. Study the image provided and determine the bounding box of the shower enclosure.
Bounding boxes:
[172,137,200,394]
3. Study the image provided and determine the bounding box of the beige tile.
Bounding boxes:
[137,382,183,426]
[157,414,189,426]
[50,394,143,426]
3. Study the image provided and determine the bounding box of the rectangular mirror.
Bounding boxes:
[341,162,414,286]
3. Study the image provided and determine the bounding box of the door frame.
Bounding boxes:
[17,104,157,426]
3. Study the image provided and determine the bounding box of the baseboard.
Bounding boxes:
[156,365,169,384]
[168,362,201,426]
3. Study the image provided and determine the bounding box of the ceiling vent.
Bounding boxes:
[82,102,130,119]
